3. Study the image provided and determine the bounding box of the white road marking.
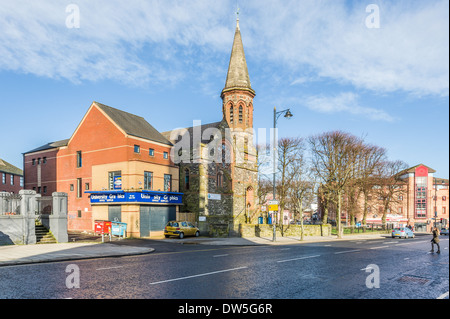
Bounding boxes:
[96,266,124,271]
[277,255,321,263]
[437,291,449,299]
[213,254,229,258]
[370,246,389,249]
[334,250,360,254]
[149,266,248,285]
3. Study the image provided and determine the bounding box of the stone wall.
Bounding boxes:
[239,223,332,238]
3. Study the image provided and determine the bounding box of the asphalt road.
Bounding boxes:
[0,235,448,300]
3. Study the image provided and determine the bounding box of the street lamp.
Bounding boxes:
[272,107,293,242]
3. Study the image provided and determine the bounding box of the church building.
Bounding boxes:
[163,17,258,237]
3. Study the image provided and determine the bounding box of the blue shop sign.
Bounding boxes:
[88,191,183,204]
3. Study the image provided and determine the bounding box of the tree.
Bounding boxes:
[355,144,387,226]
[309,131,365,238]
[288,155,316,240]
[276,137,304,235]
[373,160,408,228]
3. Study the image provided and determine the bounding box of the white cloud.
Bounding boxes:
[0,0,448,96]
[304,92,395,122]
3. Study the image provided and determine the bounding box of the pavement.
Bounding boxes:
[0,232,430,267]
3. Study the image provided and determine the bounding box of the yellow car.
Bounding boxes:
[164,221,200,239]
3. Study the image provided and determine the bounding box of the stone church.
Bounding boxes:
[163,18,258,237]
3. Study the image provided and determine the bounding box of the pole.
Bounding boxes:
[273,106,277,242]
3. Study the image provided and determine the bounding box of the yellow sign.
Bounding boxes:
[268,204,279,211]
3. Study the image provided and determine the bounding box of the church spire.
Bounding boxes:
[221,15,255,98]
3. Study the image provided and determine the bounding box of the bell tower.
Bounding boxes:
[221,17,255,131]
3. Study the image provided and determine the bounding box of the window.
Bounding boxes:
[217,171,223,188]
[144,171,153,190]
[109,171,122,190]
[85,183,90,191]
[443,207,447,214]
[163,152,169,159]
[398,195,403,201]
[37,158,41,165]
[239,106,243,123]
[20,177,24,187]
[78,210,82,218]
[184,169,190,190]
[70,184,74,191]
[134,145,140,153]
[32,159,36,166]
[398,207,402,214]
[164,174,172,192]
[77,178,82,198]
[43,157,47,164]
[149,148,154,156]
[230,105,234,124]
[76,151,82,168]
[10,175,14,185]
[43,186,47,194]
[2,173,5,184]
[443,196,447,201]
[244,137,248,161]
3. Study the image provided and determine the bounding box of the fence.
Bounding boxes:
[0,191,68,245]
[331,223,393,235]
[0,193,22,216]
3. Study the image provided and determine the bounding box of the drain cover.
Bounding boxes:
[397,276,430,285]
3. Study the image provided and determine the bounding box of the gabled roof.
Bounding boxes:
[0,158,23,176]
[221,19,254,96]
[398,164,437,175]
[162,120,225,145]
[23,139,69,154]
[94,102,172,146]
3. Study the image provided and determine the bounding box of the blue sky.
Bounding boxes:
[0,0,449,178]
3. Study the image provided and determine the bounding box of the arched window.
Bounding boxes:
[239,105,243,123]
[230,105,234,124]
[184,169,190,190]
[217,171,224,188]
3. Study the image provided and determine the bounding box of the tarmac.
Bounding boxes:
[0,232,428,267]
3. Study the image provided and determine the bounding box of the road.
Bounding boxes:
[0,235,448,300]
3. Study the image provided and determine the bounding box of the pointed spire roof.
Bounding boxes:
[222,18,255,97]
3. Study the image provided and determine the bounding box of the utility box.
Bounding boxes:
[94,220,112,234]
[111,221,127,238]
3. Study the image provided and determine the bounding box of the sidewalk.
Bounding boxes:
[0,232,430,267]
[0,242,154,267]
[172,232,390,246]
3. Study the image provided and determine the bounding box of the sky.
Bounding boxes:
[0,0,449,178]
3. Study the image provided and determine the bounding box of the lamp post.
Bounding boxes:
[272,107,293,242]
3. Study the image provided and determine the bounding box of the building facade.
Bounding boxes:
[320,164,449,232]
[163,18,258,237]
[24,102,181,237]
[0,158,23,193]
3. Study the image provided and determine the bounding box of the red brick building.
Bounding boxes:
[0,158,23,193]
[24,102,180,236]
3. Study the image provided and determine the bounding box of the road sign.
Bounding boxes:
[268,204,279,211]
[268,200,279,205]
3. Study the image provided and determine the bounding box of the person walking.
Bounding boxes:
[431,227,441,254]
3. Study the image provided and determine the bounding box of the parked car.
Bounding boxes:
[164,221,200,239]
[440,228,449,236]
[392,227,415,239]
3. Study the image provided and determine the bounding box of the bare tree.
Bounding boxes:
[373,160,408,228]
[276,137,304,235]
[309,131,365,238]
[355,144,387,225]
[288,156,316,240]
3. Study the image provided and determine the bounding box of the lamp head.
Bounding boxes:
[284,109,293,119]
